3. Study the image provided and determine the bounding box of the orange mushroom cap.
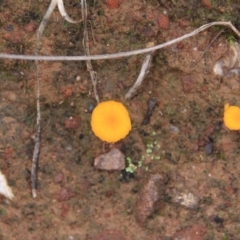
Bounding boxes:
[91,100,132,143]
[224,103,240,130]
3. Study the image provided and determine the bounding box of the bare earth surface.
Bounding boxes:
[1,0,240,239]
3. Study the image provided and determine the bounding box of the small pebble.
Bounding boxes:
[24,21,37,32]
[56,188,76,201]
[64,116,81,129]
[170,125,180,132]
[201,0,212,9]
[4,25,13,32]
[157,14,169,29]
[135,173,164,226]
[104,0,124,9]
[53,173,64,183]
[142,98,157,125]
[66,145,72,151]
[181,75,195,94]
[205,143,213,155]
[214,121,222,131]
[76,75,81,81]
[94,148,125,171]
[173,191,199,209]
[87,101,96,113]
[68,77,75,84]
[146,42,155,48]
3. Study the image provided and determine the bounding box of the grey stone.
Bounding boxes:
[94,148,125,171]
[173,191,199,209]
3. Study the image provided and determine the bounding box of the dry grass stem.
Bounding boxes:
[82,0,99,103]
[37,0,82,40]
[125,52,153,99]
[31,18,42,199]
[0,22,240,61]
[31,0,82,198]
[192,29,224,67]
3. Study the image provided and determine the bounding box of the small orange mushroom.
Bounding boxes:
[91,100,131,143]
[224,103,240,130]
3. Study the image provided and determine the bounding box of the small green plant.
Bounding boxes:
[227,34,237,45]
[125,132,161,173]
[125,157,140,173]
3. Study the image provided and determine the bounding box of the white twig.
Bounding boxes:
[31,23,42,198]
[37,0,57,40]
[30,0,83,198]
[192,29,224,66]
[37,0,82,40]
[0,22,239,61]
[58,0,82,24]
[82,0,99,103]
[125,52,153,99]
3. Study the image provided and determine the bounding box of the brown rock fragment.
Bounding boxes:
[204,125,215,138]
[3,31,23,44]
[94,148,125,171]
[181,75,195,94]
[24,21,38,32]
[135,173,164,226]
[53,172,64,183]
[56,188,76,201]
[158,14,169,30]
[104,0,124,9]
[61,85,73,97]
[201,0,211,9]
[177,42,184,50]
[60,203,70,218]
[64,116,81,130]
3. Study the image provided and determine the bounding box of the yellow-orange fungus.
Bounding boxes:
[224,103,240,130]
[91,100,132,143]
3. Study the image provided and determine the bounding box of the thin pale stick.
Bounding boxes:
[82,0,99,103]
[88,20,96,44]
[125,52,153,99]
[31,33,41,198]
[192,29,224,66]
[38,0,82,40]
[32,0,83,198]
[37,0,58,40]
[0,22,239,61]
[57,0,82,23]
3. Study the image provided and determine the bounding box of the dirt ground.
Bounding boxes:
[1,0,240,239]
